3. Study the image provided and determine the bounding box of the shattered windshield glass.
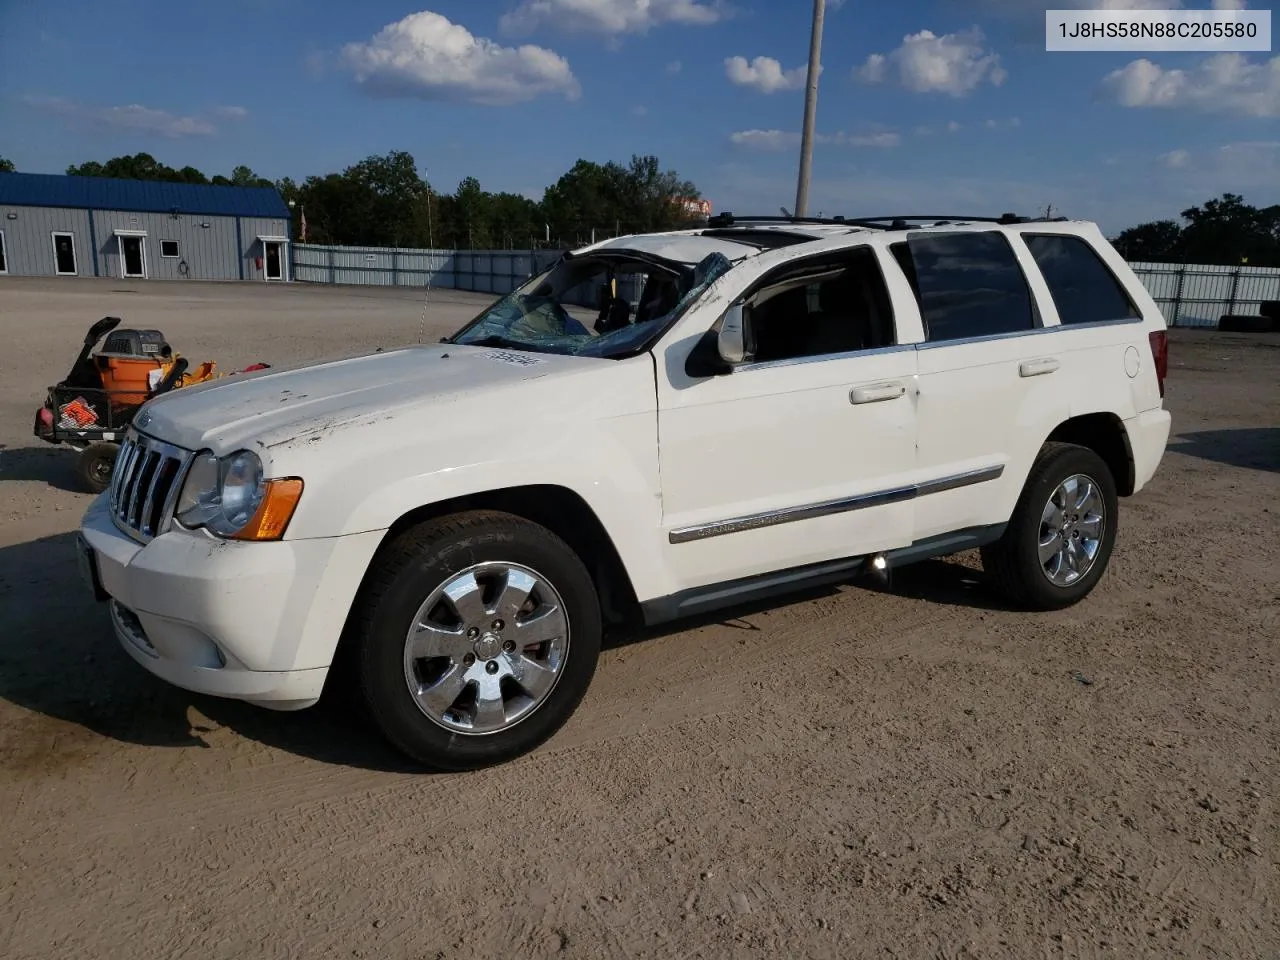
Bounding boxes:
[450,251,734,359]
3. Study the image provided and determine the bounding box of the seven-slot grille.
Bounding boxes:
[109,431,194,542]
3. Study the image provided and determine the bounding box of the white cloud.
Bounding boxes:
[855,27,1006,96]
[23,96,218,137]
[948,120,962,132]
[339,11,580,105]
[728,128,900,151]
[1154,141,1279,181]
[499,0,729,37]
[840,131,901,148]
[725,55,808,93]
[631,104,649,116]
[665,60,683,74]
[729,129,798,151]
[213,105,248,119]
[1099,53,1280,117]
[983,116,1020,129]
[973,0,1244,12]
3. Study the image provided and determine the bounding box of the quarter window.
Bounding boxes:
[1024,233,1140,325]
[160,240,180,258]
[891,231,1037,342]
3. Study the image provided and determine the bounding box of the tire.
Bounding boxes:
[77,442,119,494]
[353,509,602,771]
[980,442,1119,611]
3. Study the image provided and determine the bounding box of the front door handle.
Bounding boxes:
[850,381,906,404]
[1019,357,1060,378]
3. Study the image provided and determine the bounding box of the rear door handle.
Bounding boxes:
[850,381,906,404]
[1019,357,1060,378]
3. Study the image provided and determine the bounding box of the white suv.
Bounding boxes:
[77,213,1172,770]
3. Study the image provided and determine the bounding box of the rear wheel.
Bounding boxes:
[981,442,1118,610]
[354,510,602,771]
[77,442,119,494]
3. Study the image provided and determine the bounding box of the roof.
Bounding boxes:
[589,232,765,264]
[0,172,291,219]
[583,215,1093,264]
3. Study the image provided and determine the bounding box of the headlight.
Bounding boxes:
[176,450,303,541]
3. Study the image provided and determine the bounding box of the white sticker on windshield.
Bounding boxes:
[484,350,544,367]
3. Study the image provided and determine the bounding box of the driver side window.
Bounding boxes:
[745,246,898,365]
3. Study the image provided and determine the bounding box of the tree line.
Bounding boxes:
[0,150,705,250]
[1,152,1276,264]
[1111,194,1280,268]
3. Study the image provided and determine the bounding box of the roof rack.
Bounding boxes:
[850,214,1071,228]
[706,212,1072,232]
[705,213,870,229]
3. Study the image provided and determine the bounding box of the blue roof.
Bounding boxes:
[0,172,290,219]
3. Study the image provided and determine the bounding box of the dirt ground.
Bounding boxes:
[0,277,1277,960]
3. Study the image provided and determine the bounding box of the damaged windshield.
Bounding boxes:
[449,251,733,359]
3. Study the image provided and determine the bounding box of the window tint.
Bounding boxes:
[892,232,1036,342]
[160,240,180,258]
[747,248,897,363]
[1025,234,1140,325]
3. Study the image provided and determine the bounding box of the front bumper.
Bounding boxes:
[79,493,386,709]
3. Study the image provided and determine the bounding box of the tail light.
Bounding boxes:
[1149,330,1168,398]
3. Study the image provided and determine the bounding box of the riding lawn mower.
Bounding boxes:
[32,316,269,493]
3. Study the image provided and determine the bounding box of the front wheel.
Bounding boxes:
[77,442,120,494]
[981,442,1119,610]
[353,510,602,771]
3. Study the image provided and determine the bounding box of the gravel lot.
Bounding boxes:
[1,277,1277,959]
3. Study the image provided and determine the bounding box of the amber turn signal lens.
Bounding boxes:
[231,478,304,542]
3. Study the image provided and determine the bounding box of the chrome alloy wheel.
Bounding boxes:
[402,561,570,735]
[1038,473,1106,587]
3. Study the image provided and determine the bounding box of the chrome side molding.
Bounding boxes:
[668,464,1005,544]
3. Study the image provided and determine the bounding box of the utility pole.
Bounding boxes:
[794,0,826,218]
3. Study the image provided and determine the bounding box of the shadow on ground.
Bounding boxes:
[0,531,1011,773]
[0,445,92,494]
[606,554,1012,651]
[1170,427,1279,474]
[0,531,421,774]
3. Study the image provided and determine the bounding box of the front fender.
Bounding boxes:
[273,355,673,604]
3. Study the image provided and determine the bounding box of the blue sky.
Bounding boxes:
[1,0,1277,234]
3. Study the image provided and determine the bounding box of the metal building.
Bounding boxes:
[0,173,292,282]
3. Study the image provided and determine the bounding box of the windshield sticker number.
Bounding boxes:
[485,350,545,367]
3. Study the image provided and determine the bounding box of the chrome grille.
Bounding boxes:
[109,431,194,542]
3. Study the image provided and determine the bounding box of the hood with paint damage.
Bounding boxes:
[134,343,610,458]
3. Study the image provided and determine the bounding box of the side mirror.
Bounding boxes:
[718,304,750,364]
[684,303,751,379]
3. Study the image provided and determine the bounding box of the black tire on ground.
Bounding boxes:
[77,442,120,494]
[1218,314,1279,334]
[980,442,1119,611]
[353,509,602,771]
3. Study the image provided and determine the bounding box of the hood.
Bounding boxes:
[134,343,604,455]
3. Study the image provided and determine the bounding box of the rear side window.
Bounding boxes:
[1024,234,1141,325]
[891,231,1036,342]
